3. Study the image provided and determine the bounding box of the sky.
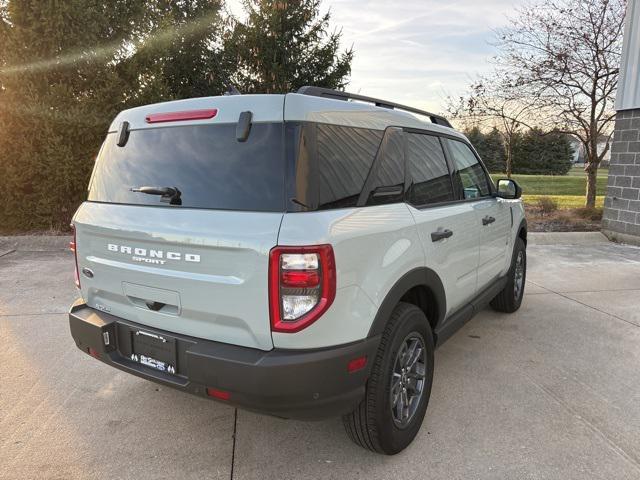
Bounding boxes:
[227,0,527,114]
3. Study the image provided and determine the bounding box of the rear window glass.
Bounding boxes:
[88,123,285,211]
[363,127,406,206]
[316,124,383,209]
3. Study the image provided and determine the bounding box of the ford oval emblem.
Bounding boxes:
[82,267,94,279]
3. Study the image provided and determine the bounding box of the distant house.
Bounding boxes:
[568,135,612,167]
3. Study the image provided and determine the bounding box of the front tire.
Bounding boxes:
[490,237,526,313]
[343,302,434,455]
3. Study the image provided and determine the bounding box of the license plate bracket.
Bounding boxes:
[131,329,177,375]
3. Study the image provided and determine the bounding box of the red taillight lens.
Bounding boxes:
[280,270,320,288]
[70,225,80,289]
[145,109,218,124]
[269,245,336,333]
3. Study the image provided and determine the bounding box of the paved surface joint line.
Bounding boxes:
[527,281,640,328]
[524,372,640,474]
[230,408,238,480]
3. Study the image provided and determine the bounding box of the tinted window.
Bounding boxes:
[88,123,285,211]
[407,133,454,206]
[364,127,405,206]
[446,139,491,199]
[316,124,383,209]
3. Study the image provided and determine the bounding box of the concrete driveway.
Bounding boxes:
[1,235,640,479]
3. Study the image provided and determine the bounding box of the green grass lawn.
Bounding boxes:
[566,166,609,177]
[522,194,604,209]
[491,171,608,196]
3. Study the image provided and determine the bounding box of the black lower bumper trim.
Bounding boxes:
[68,300,380,419]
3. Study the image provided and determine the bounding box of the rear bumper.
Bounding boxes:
[68,300,379,420]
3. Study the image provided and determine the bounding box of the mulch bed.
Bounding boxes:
[525,205,603,232]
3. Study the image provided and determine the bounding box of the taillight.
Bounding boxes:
[70,225,80,289]
[269,245,336,333]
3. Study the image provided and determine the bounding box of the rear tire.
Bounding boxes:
[490,237,526,313]
[343,302,434,455]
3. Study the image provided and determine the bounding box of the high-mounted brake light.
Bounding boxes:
[269,245,336,333]
[70,225,80,289]
[145,109,218,124]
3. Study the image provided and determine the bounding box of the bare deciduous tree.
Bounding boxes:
[495,0,625,207]
[447,79,537,178]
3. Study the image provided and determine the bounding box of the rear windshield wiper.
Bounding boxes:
[130,186,182,205]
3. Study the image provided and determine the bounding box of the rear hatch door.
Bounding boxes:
[74,96,285,350]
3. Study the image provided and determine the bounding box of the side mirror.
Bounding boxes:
[495,178,522,199]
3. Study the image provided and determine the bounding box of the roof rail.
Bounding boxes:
[296,86,452,128]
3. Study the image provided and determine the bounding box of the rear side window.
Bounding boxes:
[363,127,406,206]
[406,133,454,206]
[316,124,383,209]
[445,139,491,199]
[88,123,285,211]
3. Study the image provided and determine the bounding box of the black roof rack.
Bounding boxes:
[297,86,452,128]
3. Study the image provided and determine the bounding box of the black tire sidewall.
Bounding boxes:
[370,304,434,454]
[509,238,527,309]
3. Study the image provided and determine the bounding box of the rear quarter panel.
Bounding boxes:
[274,203,424,349]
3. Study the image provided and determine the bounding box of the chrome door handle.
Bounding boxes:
[431,229,453,242]
[482,216,495,226]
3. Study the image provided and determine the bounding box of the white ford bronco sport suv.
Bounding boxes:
[69,86,526,455]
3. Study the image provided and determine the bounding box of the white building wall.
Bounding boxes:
[616,0,640,111]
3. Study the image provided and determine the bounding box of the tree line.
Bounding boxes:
[0,0,353,232]
[465,127,574,175]
[448,0,625,207]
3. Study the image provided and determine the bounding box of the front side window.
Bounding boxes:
[445,139,491,199]
[406,133,454,206]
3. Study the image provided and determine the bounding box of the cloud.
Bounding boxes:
[329,0,527,112]
[226,0,527,113]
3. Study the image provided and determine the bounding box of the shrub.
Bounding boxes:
[537,196,558,214]
[573,207,603,221]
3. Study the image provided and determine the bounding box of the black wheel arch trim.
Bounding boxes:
[367,267,446,339]
[517,218,528,246]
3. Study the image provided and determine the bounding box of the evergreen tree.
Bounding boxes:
[132,1,227,102]
[464,127,506,173]
[0,1,225,231]
[512,129,574,175]
[223,0,353,93]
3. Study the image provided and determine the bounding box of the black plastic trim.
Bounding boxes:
[433,275,508,347]
[517,218,528,246]
[366,270,511,349]
[69,300,379,420]
[367,267,447,338]
[297,86,453,128]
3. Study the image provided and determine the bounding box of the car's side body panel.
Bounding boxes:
[406,202,481,317]
[274,203,424,349]
[473,198,512,288]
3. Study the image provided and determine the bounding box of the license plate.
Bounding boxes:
[131,329,177,375]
